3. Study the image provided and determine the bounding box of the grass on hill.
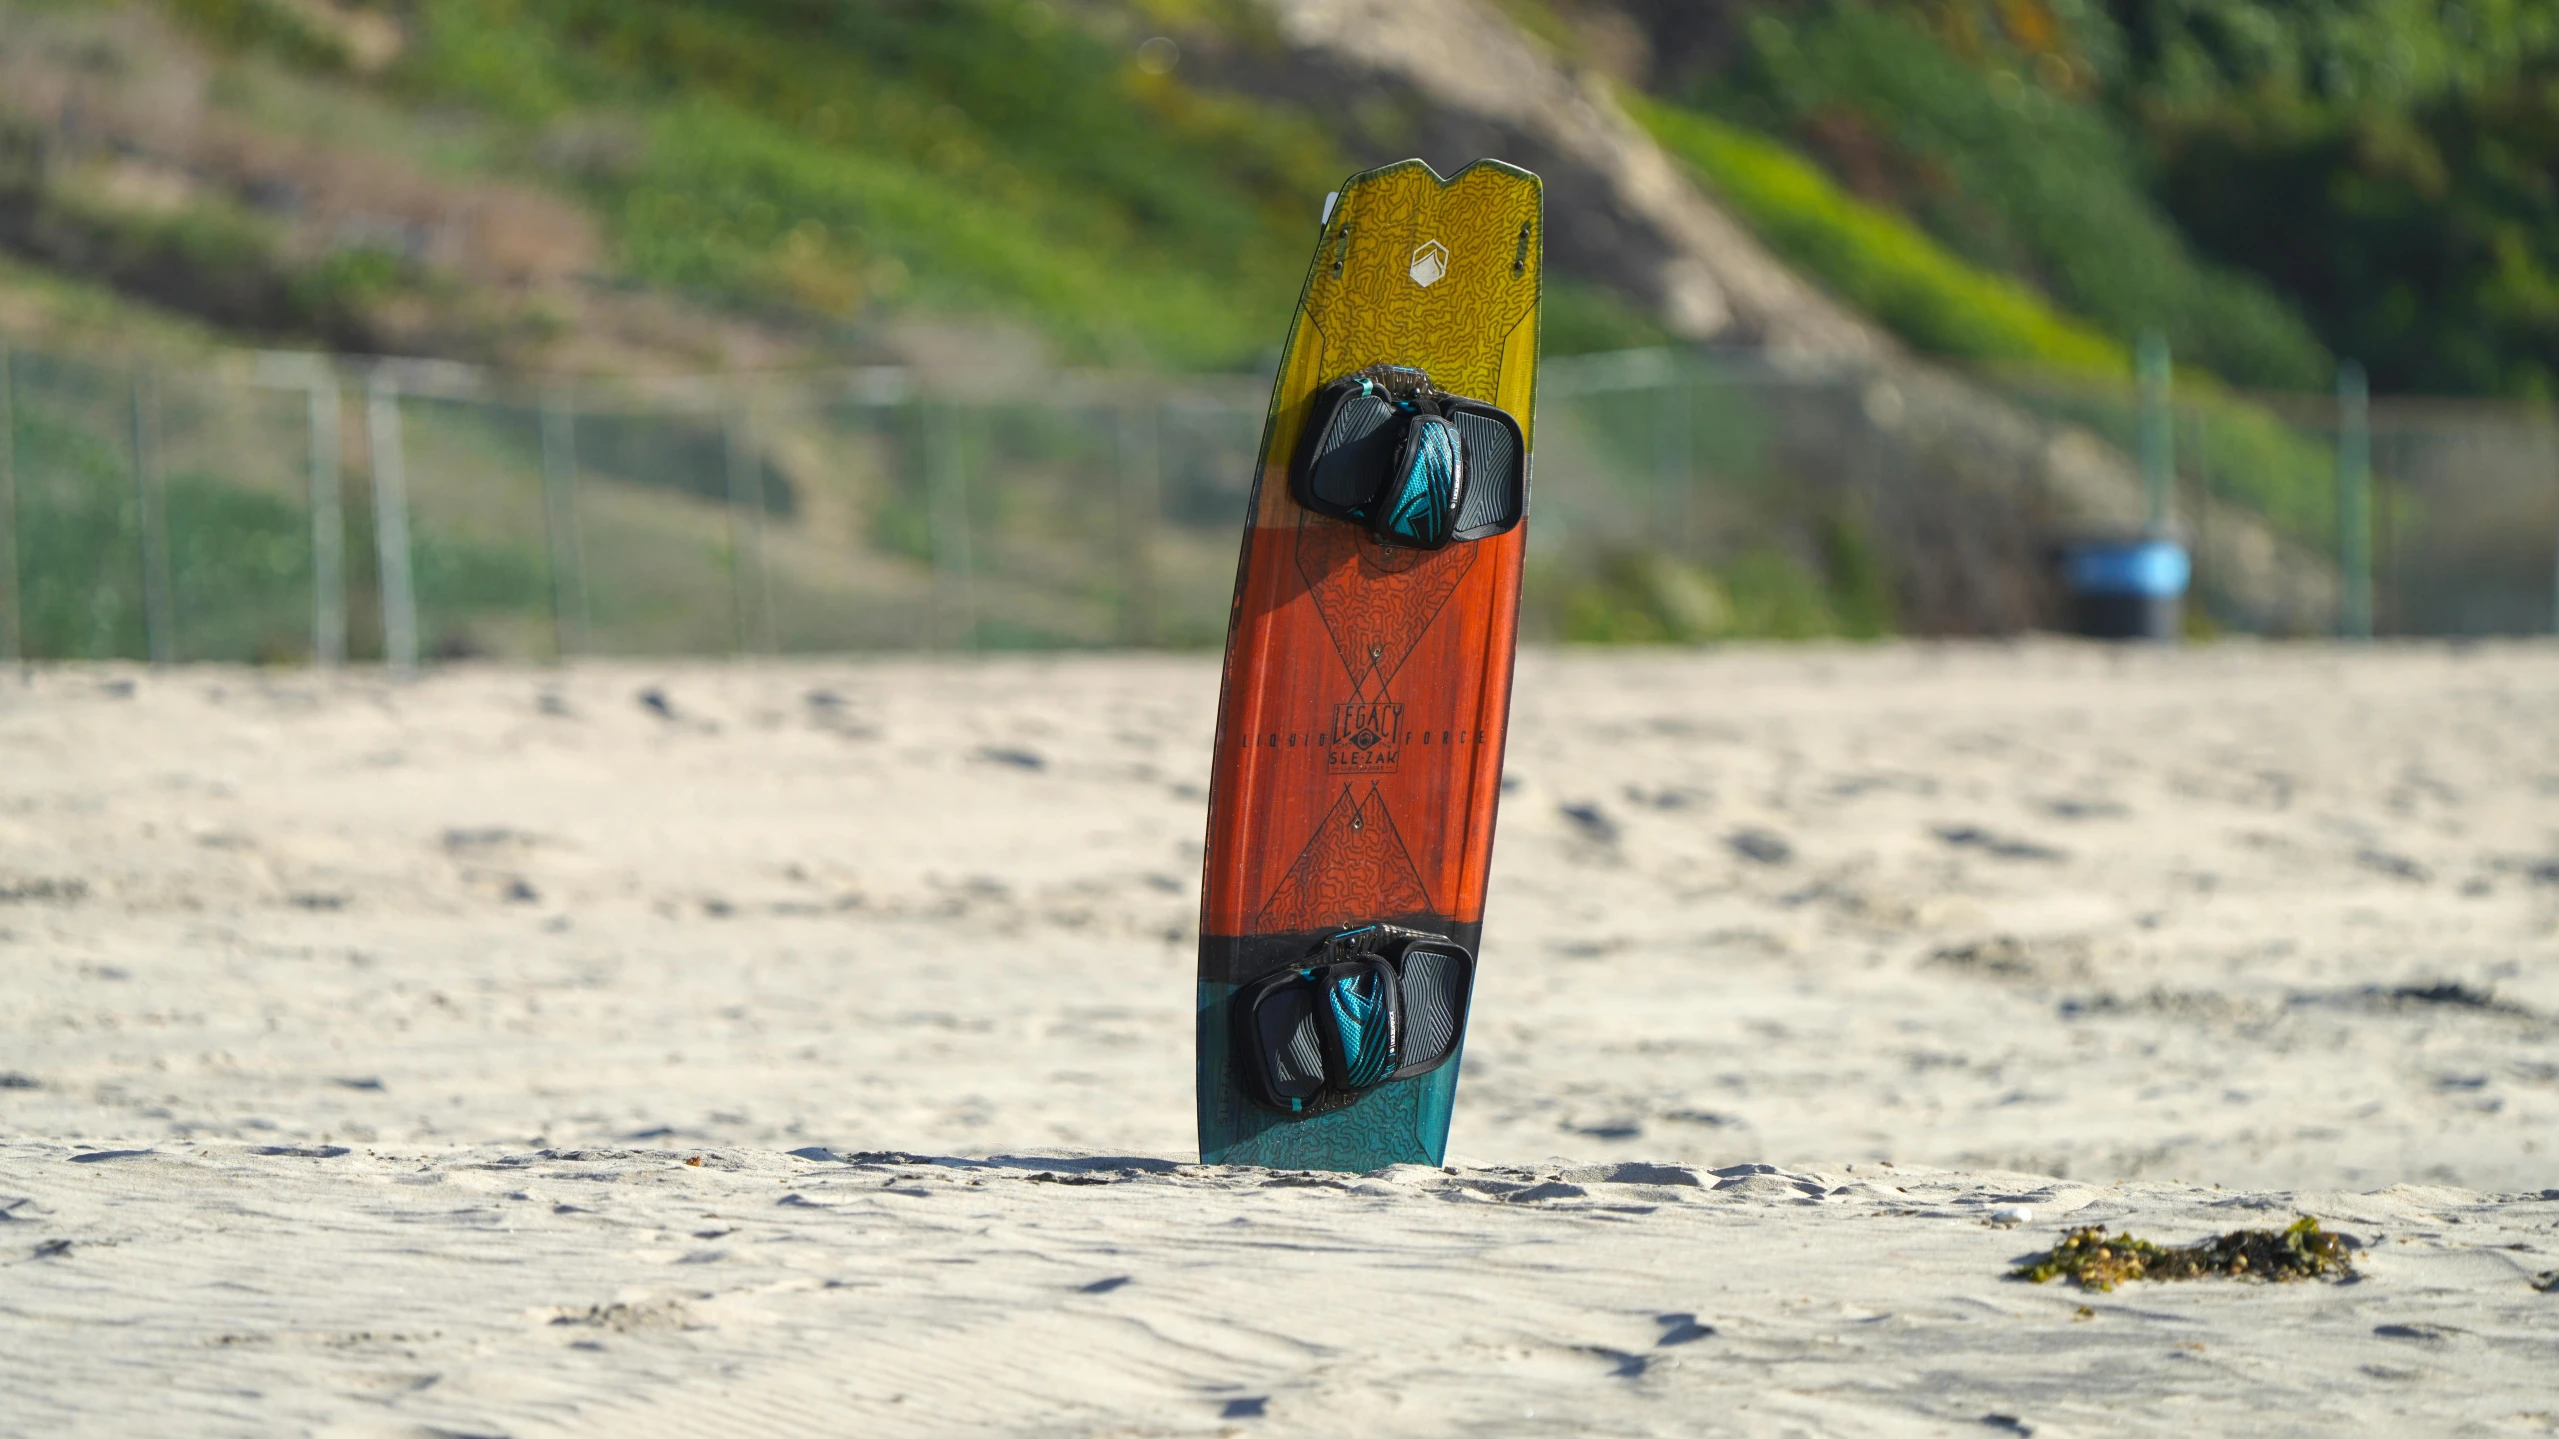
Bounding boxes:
[133,0,1684,367]
[1633,95,2125,376]
[1707,1,2332,392]
[391,0,1340,369]
[1632,94,2347,549]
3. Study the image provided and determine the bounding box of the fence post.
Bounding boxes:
[0,341,18,663]
[2138,331,2174,537]
[1855,373,1905,615]
[2373,429,2396,634]
[367,373,418,670]
[926,401,977,652]
[131,370,175,665]
[1115,400,1160,647]
[308,378,346,667]
[722,393,775,655]
[2337,361,2372,639]
[2185,405,2209,613]
[1655,352,1692,554]
[541,390,587,661]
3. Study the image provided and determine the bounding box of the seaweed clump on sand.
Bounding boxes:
[2013,1217,2356,1291]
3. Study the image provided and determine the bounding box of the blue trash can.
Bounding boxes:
[2065,540,2189,640]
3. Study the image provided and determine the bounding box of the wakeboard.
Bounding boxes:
[1195,158,1542,1171]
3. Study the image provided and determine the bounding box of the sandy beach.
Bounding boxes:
[4,643,2557,1433]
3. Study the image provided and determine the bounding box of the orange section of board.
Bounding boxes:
[1201,160,1541,942]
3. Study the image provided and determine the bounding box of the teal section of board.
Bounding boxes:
[1195,982,1462,1170]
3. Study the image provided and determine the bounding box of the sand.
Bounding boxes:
[3,643,2556,1434]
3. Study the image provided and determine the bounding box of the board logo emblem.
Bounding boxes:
[1329,700,1402,773]
[1408,240,1448,288]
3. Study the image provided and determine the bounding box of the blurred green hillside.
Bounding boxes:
[0,0,1665,370]
[1636,0,2559,398]
[394,0,1341,368]
[1,0,1344,369]
[5,0,2545,398]
[8,0,2536,660]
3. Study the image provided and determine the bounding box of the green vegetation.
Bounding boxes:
[163,0,358,69]
[0,0,1351,368]
[20,0,2553,396]
[1631,90,2347,553]
[1661,0,2559,397]
[1634,97,2126,374]
[1559,513,1897,643]
[0,252,228,357]
[3,0,2529,653]
[7,400,151,660]
[113,0,1707,366]
[2000,373,2345,544]
[0,91,449,355]
[4,383,546,662]
[1697,1,2331,389]
[2127,6,2559,396]
[389,0,1339,368]
[1541,278,1675,356]
[2014,1217,2357,1290]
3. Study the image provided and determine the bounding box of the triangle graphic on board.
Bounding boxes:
[1253,783,1432,932]
[1295,514,1477,700]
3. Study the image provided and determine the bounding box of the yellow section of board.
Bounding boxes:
[1252,160,1544,527]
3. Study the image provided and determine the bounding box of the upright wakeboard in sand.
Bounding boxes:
[1196,159,1542,1171]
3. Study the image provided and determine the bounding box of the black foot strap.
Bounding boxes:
[1235,925,1476,1116]
[1290,365,1527,547]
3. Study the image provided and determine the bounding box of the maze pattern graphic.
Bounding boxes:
[1253,785,1432,933]
[1295,517,1479,701]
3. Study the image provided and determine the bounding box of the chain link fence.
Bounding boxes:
[0,337,2551,665]
[1994,370,2559,639]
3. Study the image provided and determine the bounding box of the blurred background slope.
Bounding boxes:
[0,0,2554,659]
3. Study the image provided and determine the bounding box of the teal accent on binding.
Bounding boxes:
[1380,417,1460,547]
[1198,981,1463,1170]
[1326,968,1396,1090]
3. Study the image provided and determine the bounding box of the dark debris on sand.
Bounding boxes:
[2013,1217,2357,1291]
